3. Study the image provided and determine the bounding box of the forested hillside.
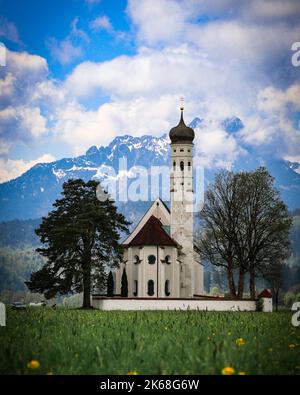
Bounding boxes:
[0,212,299,295]
[0,219,41,248]
[0,247,45,292]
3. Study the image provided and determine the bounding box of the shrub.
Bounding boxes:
[284,292,296,307]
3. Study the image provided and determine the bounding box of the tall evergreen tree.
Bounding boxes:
[26,179,130,308]
[121,268,128,297]
[107,271,114,297]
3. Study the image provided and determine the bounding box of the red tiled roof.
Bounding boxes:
[125,215,177,247]
[258,289,272,298]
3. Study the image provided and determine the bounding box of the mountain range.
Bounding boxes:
[0,117,299,224]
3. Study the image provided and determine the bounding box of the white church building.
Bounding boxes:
[114,106,204,298]
[92,106,273,311]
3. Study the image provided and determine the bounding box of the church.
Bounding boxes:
[115,105,204,298]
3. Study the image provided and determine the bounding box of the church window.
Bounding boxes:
[180,149,184,152]
[165,255,171,265]
[133,255,140,264]
[148,255,156,265]
[180,161,184,171]
[173,161,176,170]
[133,280,138,296]
[188,162,191,170]
[188,149,190,152]
[165,280,171,296]
[147,280,154,296]
[173,149,176,153]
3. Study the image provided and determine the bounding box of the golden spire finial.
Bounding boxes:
[180,96,184,111]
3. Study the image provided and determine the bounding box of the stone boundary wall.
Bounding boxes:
[92,297,273,312]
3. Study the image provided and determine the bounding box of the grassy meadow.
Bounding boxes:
[0,308,299,375]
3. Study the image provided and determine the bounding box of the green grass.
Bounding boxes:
[0,308,299,375]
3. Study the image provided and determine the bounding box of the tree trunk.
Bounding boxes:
[226,267,236,298]
[249,270,256,299]
[83,260,91,309]
[237,268,245,299]
[275,289,279,312]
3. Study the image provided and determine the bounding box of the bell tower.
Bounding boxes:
[169,99,195,297]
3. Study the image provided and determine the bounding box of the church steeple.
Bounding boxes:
[169,101,195,298]
[169,99,195,144]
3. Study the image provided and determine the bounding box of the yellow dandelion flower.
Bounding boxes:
[222,367,235,375]
[238,371,246,375]
[289,344,296,349]
[268,348,273,352]
[46,372,54,375]
[236,338,246,346]
[227,332,231,336]
[27,360,40,370]
[127,371,138,375]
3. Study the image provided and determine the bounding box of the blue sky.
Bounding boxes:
[0,0,300,181]
[0,0,134,79]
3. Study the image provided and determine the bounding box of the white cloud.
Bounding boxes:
[55,95,179,154]
[195,126,242,169]
[0,50,49,153]
[0,16,21,44]
[257,84,300,112]
[127,0,300,76]
[65,44,253,105]
[0,106,47,142]
[5,50,48,77]
[240,0,300,21]
[47,37,83,65]
[127,0,190,46]
[71,17,89,43]
[0,154,56,183]
[90,16,113,32]
[46,18,89,65]
[240,83,300,161]
[0,72,15,97]
[1,0,300,177]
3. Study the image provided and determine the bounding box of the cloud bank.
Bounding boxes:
[0,0,300,181]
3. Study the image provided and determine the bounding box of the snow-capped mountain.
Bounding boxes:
[0,118,299,222]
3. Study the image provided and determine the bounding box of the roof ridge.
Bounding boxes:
[126,213,177,247]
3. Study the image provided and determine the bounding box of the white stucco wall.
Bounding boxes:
[92,298,257,311]
[262,297,273,312]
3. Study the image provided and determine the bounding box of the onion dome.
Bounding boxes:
[169,107,195,144]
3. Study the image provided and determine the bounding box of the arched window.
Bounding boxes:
[180,161,184,171]
[133,255,140,264]
[133,280,138,296]
[188,162,191,170]
[147,280,154,296]
[165,255,171,265]
[173,161,176,171]
[148,255,156,265]
[165,280,171,296]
